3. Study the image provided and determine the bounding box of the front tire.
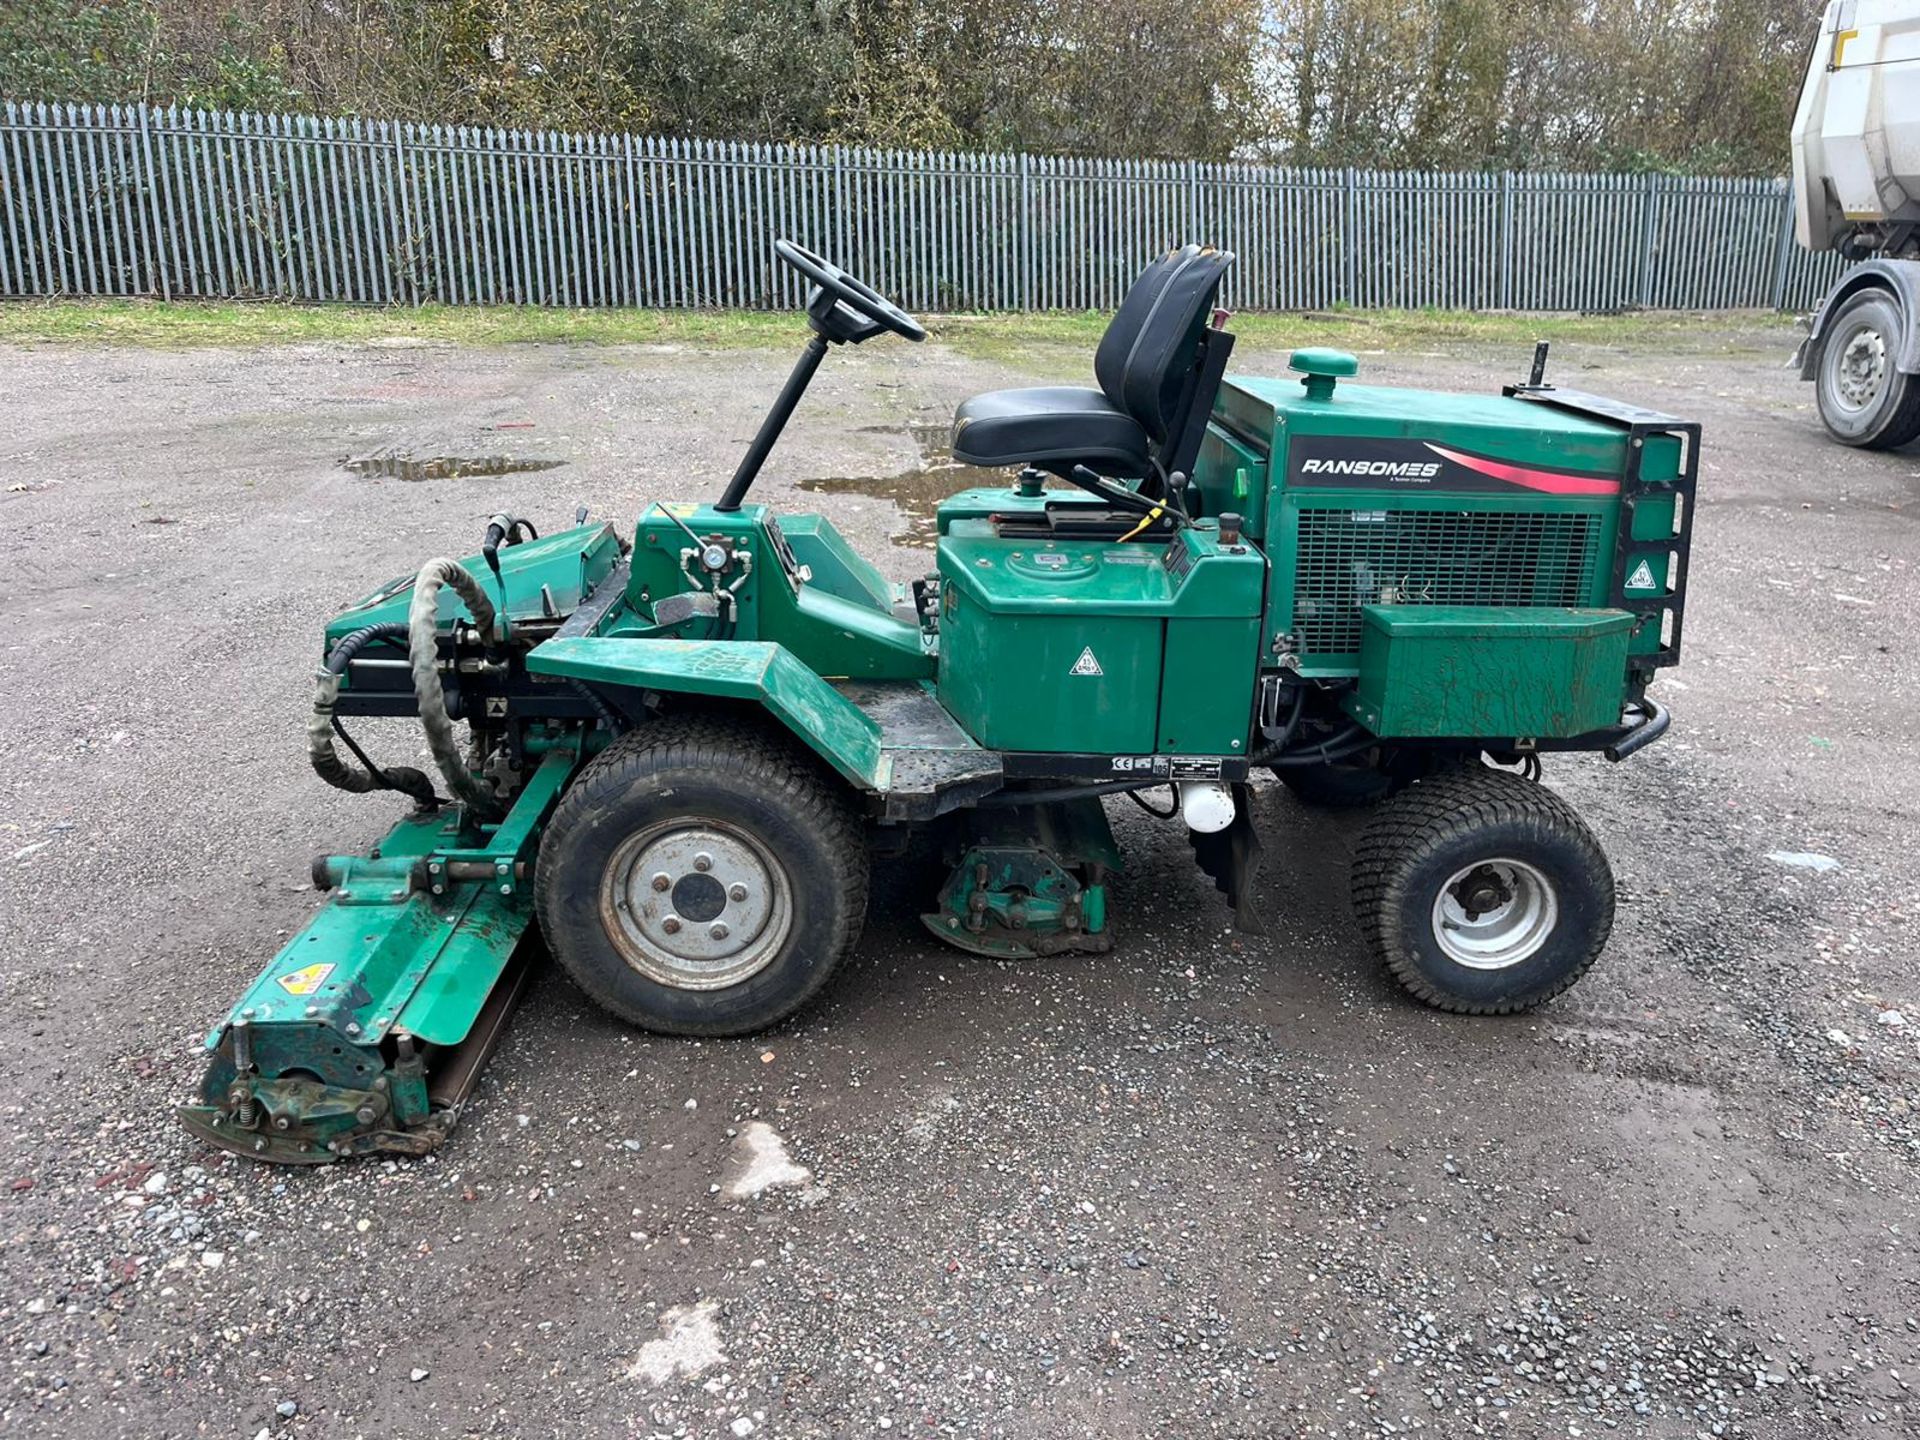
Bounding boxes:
[1351,767,1613,1014]
[535,714,868,1036]
[1815,288,1920,449]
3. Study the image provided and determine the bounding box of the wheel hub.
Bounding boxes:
[604,823,792,989]
[1835,325,1888,410]
[1431,858,1558,971]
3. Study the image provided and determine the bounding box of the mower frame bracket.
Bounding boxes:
[426,740,582,898]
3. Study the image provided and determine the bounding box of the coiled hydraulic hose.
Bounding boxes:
[308,622,438,808]
[408,558,505,820]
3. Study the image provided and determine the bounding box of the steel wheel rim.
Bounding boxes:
[1430,858,1558,971]
[1832,322,1889,411]
[601,819,792,990]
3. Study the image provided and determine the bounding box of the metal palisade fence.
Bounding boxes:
[0,100,1849,313]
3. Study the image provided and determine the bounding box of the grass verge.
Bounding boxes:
[0,296,1798,356]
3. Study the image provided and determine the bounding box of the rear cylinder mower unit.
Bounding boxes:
[181,239,1697,1165]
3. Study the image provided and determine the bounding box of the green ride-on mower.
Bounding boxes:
[178,240,1696,1165]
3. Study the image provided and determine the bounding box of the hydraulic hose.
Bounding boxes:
[308,622,438,808]
[409,558,505,820]
[1266,732,1379,768]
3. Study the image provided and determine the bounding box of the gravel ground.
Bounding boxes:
[1,313,1917,1438]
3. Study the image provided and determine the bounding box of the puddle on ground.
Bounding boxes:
[342,454,566,482]
[797,421,1020,547]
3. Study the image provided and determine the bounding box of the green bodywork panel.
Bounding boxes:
[529,637,887,788]
[1192,426,1268,539]
[622,504,931,681]
[1158,618,1263,752]
[1345,605,1636,738]
[1190,372,1641,683]
[326,522,625,649]
[1217,375,1630,474]
[776,512,897,613]
[935,520,1267,755]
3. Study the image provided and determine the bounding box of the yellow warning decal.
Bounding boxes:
[277,962,336,997]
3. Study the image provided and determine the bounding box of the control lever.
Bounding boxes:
[479,512,539,641]
[1068,464,1174,524]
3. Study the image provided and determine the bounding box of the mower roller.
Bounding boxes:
[179,239,1697,1164]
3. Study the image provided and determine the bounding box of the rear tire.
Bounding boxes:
[1278,759,1398,809]
[1351,767,1613,1014]
[535,714,867,1036]
[1815,288,1920,449]
[1276,747,1445,810]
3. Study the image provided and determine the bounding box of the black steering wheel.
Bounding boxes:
[775,238,926,343]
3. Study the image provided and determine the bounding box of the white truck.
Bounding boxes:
[1794,0,1920,444]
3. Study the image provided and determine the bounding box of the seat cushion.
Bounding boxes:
[951,386,1151,476]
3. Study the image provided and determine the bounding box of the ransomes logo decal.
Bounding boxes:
[1300,457,1442,480]
[1288,436,1620,495]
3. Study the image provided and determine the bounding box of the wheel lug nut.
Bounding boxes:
[662,916,682,934]
[650,872,671,892]
[728,883,748,902]
[709,922,729,940]
[693,852,713,872]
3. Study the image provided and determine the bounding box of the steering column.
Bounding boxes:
[713,239,925,512]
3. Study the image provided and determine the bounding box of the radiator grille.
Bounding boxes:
[1291,507,1603,659]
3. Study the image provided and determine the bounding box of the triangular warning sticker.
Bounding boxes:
[276,962,335,997]
[1625,559,1657,591]
[1069,646,1104,677]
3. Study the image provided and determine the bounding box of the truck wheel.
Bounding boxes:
[535,714,867,1036]
[1351,767,1613,1014]
[1815,288,1920,449]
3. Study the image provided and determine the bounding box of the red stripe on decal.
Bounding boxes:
[1424,444,1619,496]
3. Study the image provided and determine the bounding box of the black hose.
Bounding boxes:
[307,622,438,807]
[568,678,628,734]
[1128,786,1180,819]
[977,778,1179,808]
[1265,725,1377,768]
[1249,685,1307,762]
[1603,698,1670,762]
[324,621,406,676]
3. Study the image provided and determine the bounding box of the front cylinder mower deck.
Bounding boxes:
[179,742,588,1162]
[181,238,1695,1164]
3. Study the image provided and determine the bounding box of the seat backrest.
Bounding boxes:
[1093,245,1237,447]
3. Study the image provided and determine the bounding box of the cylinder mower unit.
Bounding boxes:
[181,239,1696,1165]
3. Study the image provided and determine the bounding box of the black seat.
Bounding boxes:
[952,245,1236,481]
[946,386,1152,474]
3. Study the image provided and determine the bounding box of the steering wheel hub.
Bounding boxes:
[775,239,927,345]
